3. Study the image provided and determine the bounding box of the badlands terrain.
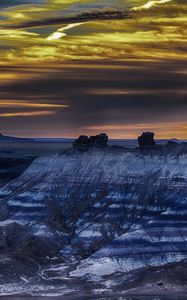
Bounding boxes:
[0,138,186,298]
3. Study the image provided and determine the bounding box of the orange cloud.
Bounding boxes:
[0,111,56,117]
[0,101,69,108]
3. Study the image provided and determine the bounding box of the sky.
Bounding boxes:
[0,0,187,139]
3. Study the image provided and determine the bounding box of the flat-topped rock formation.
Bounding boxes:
[73,133,108,151]
[138,132,156,148]
[72,132,187,156]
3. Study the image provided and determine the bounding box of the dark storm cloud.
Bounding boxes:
[1,60,187,137]
[4,9,131,29]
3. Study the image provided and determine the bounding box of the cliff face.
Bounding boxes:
[0,152,187,296]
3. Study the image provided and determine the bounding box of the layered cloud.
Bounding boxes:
[0,0,186,138]
[0,111,55,117]
[1,60,187,138]
[0,0,186,63]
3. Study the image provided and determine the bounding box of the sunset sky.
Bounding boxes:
[0,0,187,138]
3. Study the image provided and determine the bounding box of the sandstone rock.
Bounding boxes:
[138,132,156,148]
[73,133,108,151]
[95,133,108,148]
[89,136,96,146]
[73,135,89,152]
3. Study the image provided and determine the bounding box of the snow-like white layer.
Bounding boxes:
[78,230,102,238]
[0,219,26,227]
[106,192,124,201]
[162,209,187,215]
[70,226,187,277]
[109,204,122,208]
[0,283,73,297]
[71,252,186,277]
[33,225,54,238]
[43,264,69,272]
[76,223,104,234]
[93,202,102,208]
[13,212,43,217]
[8,200,44,207]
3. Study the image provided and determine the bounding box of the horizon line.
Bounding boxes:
[1,132,187,141]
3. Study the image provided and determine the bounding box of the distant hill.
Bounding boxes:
[0,133,34,143]
[33,138,74,143]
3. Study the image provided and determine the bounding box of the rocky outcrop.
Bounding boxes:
[95,133,108,148]
[88,135,96,146]
[89,133,108,148]
[72,131,187,156]
[73,135,89,152]
[138,132,156,148]
[73,133,108,151]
